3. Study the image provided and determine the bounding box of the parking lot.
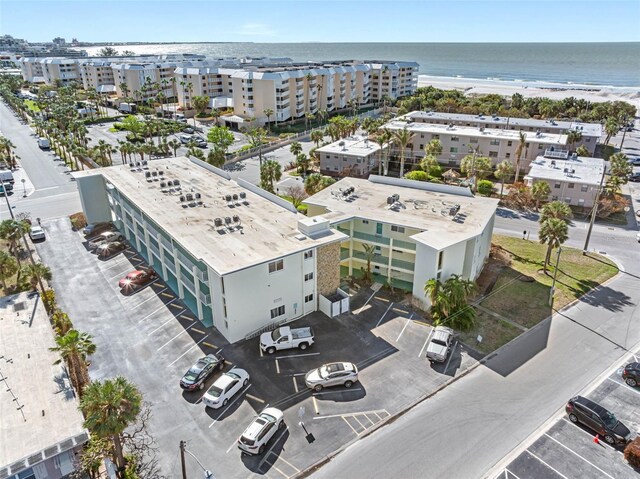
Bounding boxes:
[35,216,478,478]
[497,350,640,479]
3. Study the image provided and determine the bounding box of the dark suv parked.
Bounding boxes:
[622,362,640,387]
[565,396,631,445]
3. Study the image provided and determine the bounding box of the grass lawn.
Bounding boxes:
[279,195,308,213]
[24,99,40,113]
[464,234,618,353]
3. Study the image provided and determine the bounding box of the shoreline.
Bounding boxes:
[418,75,640,110]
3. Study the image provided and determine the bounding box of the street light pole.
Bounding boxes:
[179,440,214,479]
[583,161,607,254]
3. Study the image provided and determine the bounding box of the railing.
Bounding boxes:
[182,274,196,295]
[164,258,176,274]
[176,250,196,271]
[340,248,350,260]
[149,241,161,258]
[391,258,415,271]
[196,268,208,283]
[244,316,297,340]
[199,291,211,305]
[544,149,570,160]
[159,235,173,250]
[352,230,391,246]
[392,238,416,251]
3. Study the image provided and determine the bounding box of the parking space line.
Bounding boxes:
[246,393,265,403]
[559,418,620,454]
[275,359,280,374]
[292,376,298,393]
[444,341,458,374]
[376,302,394,327]
[108,269,130,281]
[351,415,366,429]
[313,409,388,420]
[167,335,209,366]
[100,257,131,271]
[355,289,378,314]
[395,314,413,342]
[277,456,300,473]
[505,469,523,479]
[191,328,207,335]
[342,416,360,435]
[158,322,198,351]
[543,433,616,479]
[373,411,382,420]
[257,429,288,471]
[268,463,289,479]
[361,414,375,427]
[139,298,176,322]
[526,450,568,479]
[131,288,167,310]
[606,376,640,395]
[275,352,320,360]
[160,291,175,298]
[168,302,184,310]
[312,396,319,414]
[418,327,434,358]
[148,316,178,335]
[313,387,363,396]
[208,384,251,428]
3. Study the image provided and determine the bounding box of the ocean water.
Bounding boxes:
[82,42,640,87]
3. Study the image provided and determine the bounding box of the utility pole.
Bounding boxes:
[583,161,607,254]
[180,440,187,479]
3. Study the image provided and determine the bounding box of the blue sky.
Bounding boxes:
[2,0,639,43]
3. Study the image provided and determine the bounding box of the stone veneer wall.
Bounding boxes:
[316,242,340,296]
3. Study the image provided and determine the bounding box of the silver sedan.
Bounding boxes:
[304,362,358,392]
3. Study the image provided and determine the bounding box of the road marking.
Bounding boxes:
[505,469,523,479]
[396,313,413,342]
[362,414,375,426]
[376,302,394,327]
[607,376,640,395]
[357,347,396,369]
[259,347,263,358]
[208,384,251,428]
[342,416,360,435]
[392,307,409,314]
[292,376,298,393]
[158,322,198,351]
[101,257,131,271]
[225,436,240,454]
[246,393,265,403]
[275,359,280,374]
[312,396,319,414]
[168,301,184,310]
[275,352,320,360]
[351,414,366,429]
[560,418,621,454]
[37,186,60,192]
[191,328,206,335]
[444,341,458,374]
[202,342,218,349]
[257,428,288,470]
[543,433,616,479]
[148,316,178,335]
[526,450,568,479]
[160,291,174,298]
[313,387,363,396]
[374,296,390,303]
[139,298,176,322]
[277,456,300,473]
[167,335,209,366]
[355,289,378,314]
[289,372,307,376]
[418,327,434,358]
[131,288,167,309]
[109,269,131,281]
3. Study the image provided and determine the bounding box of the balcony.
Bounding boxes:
[159,235,173,250]
[391,258,415,271]
[176,250,196,270]
[182,274,196,295]
[149,241,161,258]
[199,291,211,305]
[392,238,416,251]
[352,251,389,267]
[165,258,176,274]
[352,230,390,246]
[340,248,350,260]
[196,268,208,283]
[544,149,570,160]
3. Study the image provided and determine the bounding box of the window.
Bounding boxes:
[552,195,558,201]
[490,139,500,146]
[305,294,314,303]
[451,136,459,142]
[433,135,439,140]
[586,138,591,142]
[505,153,511,159]
[568,183,575,189]
[565,197,571,204]
[538,144,543,149]
[581,185,589,192]
[488,151,498,158]
[419,144,424,150]
[268,259,283,273]
[270,305,285,319]
[437,251,443,270]
[469,138,478,144]
[578,199,585,205]
[391,225,405,233]
[449,147,458,153]
[304,250,313,260]
[304,272,314,281]
[362,219,369,224]
[507,141,513,147]
[554,182,561,189]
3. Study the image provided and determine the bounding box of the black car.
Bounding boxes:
[622,362,640,387]
[565,396,631,445]
[179,354,225,391]
[628,173,640,183]
[97,240,127,259]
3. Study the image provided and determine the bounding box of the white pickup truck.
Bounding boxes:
[260,326,314,354]
[88,230,125,249]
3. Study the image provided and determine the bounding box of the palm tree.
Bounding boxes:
[494,160,514,199]
[246,127,267,167]
[539,218,569,273]
[362,243,377,282]
[424,274,477,331]
[540,200,572,223]
[192,95,210,118]
[566,129,583,151]
[318,108,328,125]
[603,117,619,145]
[21,262,52,291]
[50,329,96,396]
[424,139,443,158]
[290,141,303,157]
[263,108,274,131]
[531,181,551,211]
[0,250,18,290]
[119,83,130,100]
[0,219,29,265]
[211,108,221,126]
[80,377,142,476]
[168,139,180,157]
[51,309,72,336]
[260,159,282,193]
[310,130,323,148]
[514,131,527,183]
[374,129,392,175]
[392,128,414,177]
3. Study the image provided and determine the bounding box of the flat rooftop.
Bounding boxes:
[404,111,603,137]
[383,120,568,145]
[75,157,344,275]
[304,176,498,250]
[316,135,381,157]
[0,292,87,472]
[525,155,605,185]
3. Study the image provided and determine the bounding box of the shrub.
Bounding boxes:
[42,289,57,314]
[69,212,87,230]
[477,180,494,196]
[404,170,429,182]
[624,437,640,468]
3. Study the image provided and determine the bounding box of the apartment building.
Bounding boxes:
[403,111,602,155]
[304,176,497,309]
[318,135,381,177]
[78,60,116,93]
[74,156,346,343]
[1,293,88,479]
[39,58,80,85]
[369,61,419,101]
[383,119,568,172]
[524,154,604,208]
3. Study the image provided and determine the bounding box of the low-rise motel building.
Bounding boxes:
[74,157,497,341]
[317,135,382,178]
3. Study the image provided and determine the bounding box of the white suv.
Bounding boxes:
[237,408,285,455]
[426,326,454,363]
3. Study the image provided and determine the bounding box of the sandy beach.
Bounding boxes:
[418,75,640,111]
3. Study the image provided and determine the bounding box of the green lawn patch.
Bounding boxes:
[279,195,308,213]
[24,99,40,112]
[458,310,522,355]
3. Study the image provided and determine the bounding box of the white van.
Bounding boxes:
[38,137,50,150]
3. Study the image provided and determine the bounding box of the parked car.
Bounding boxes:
[179,133,192,144]
[304,362,358,392]
[426,326,454,362]
[118,268,158,290]
[29,225,45,241]
[629,158,640,166]
[565,395,631,445]
[628,173,640,182]
[237,408,285,455]
[96,240,127,259]
[193,137,207,148]
[179,353,225,391]
[37,137,50,150]
[622,362,640,387]
[83,222,113,237]
[0,170,15,184]
[182,127,195,134]
[260,326,314,354]
[202,368,250,409]
[89,231,124,249]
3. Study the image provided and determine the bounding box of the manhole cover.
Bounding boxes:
[13,302,26,312]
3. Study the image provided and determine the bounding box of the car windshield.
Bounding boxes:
[227,372,240,380]
[271,329,283,342]
[207,385,223,398]
[432,339,447,346]
[601,411,618,428]
[184,368,200,381]
[261,413,275,423]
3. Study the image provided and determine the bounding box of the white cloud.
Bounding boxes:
[238,23,276,37]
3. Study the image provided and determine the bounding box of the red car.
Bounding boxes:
[119,268,158,290]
